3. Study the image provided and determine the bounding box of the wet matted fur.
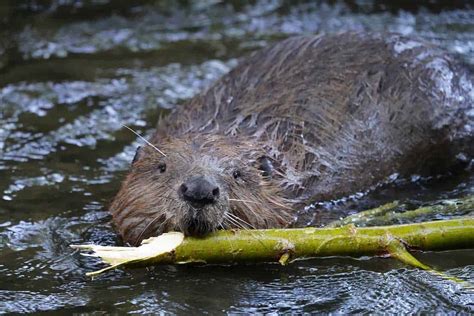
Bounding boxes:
[111,32,473,245]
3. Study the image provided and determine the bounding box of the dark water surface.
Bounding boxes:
[1,0,473,313]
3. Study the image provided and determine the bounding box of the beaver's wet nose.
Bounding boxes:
[179,176,220,207]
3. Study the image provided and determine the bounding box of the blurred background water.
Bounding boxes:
[0,0,473,313]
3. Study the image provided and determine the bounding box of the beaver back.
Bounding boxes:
[158,32,473,202]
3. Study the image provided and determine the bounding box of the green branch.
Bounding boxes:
[73,218,474,277]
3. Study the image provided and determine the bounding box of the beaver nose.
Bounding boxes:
[179,176,220,207]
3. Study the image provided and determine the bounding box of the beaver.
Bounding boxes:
[110,32,473,246]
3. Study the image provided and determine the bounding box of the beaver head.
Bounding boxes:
[110,133,292,245]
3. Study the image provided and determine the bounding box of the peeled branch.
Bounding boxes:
[72,217,474,277]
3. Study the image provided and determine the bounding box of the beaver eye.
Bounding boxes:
[258,156,273,178]
[157,162,166,173]
[232,170,241,179]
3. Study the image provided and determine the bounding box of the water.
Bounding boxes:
[0,0,473,313]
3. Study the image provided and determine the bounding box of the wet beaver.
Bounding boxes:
[111,33,473,245]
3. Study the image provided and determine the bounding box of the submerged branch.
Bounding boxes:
[328,195,474,227]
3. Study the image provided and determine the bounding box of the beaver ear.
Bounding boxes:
[257,156,274,178]
[132,146,143,165]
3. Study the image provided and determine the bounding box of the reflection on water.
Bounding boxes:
[0,0,473,313]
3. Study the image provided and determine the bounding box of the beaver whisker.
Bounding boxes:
[228,198,261,204]
[224,214,245,228]
[223,218,246,231]
[228,218,252,230]
[133,213,172,246]
[133,215,164,246]
[219,222,229,231]
[123,124,166,157]
[226,212,256,229]
[220,220,236,231]
[223,213,240,227]
[223,214,248,230]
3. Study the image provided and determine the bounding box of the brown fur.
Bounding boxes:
[111,135,292,245]
[111,32,473,245]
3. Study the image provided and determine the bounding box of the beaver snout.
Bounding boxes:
[179,175,220,208]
